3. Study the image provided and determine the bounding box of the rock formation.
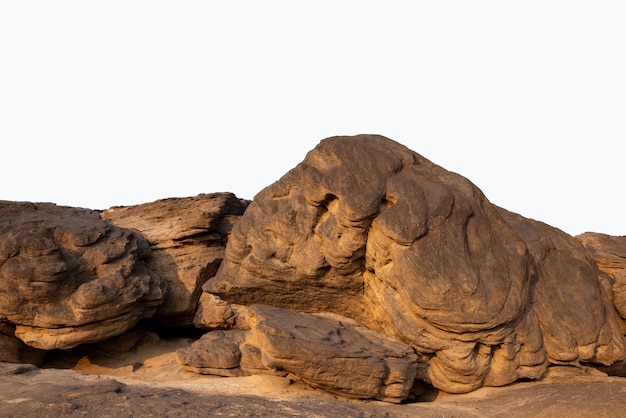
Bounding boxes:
[577,232,626,331]
[205,135,625,395]
[0,201,166,351]
[101,193,248,326]
[498,210,623,366]
[178,304,418,403]
[1,134,625,406]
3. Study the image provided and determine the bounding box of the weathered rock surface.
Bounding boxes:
[3,361,626,417]
[205,134,626,395]
[2,134,626,408]
[248,304,419,403]
[499,211,624,366]
[577,232,626,328]
[576,232,626,376]
[193,293,242,329]
[177,329,251,377]
[0,201,167,350]
[178,304,419,402]
[102,193,248,326]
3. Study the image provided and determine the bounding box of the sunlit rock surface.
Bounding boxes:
[0,201,166,350]
[102,193,248,326]
[577,232,626,330]
[205,134,625,394]
[2,135,625,405]
[177,304,418,403]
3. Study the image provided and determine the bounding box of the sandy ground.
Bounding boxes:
[3,334,626,417]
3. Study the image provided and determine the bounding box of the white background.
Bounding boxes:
[1,1,624,236]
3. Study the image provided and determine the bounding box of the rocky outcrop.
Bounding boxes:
[0,193,247,356]
[577,232,626,329]
[102,193,248,326]
[2,135,625,405]
[204,135,626,395]
[498,210,624,366]
[0,201,166,350]
[177,304,418,403]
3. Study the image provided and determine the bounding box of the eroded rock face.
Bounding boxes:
[3,135,624,404]
[498,210,624,367]
[577,232,626,329]
[205,134,626,394]
[177,304,418,403]
[0,201,167,350]
[102,193,248,326]
[249,304,418,403]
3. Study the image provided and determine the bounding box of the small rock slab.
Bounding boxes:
[249,304,418,403]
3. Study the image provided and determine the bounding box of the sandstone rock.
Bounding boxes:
[0,201,167,350]
[4,361,626,418]
[576,232,626,376]
[176,329,252,377]
[248,304,418,403]
[498,210,625,367]
[204,134,626,394]
[577,232,626,326]
[192,293,236,329]
[102,193,248,326]
[4,134,624,406]
[192,293,251,331]
[177,304,418,403]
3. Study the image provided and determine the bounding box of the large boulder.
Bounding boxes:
[102,193,248,326]
[0,201,167,350]
[177,304,418,403]
[205,134,625,394]
[247,304,418,403]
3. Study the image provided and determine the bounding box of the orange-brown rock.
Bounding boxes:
[3,135,625,406]
[102,193,248,326]
[577,232,626,329]
[498,210,624,366]
[204,134,626,395]
[177,304,418,403]
[0,201,166,350]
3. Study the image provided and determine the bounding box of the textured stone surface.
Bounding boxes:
[577,232,626,327]
[248,304,418,403]
[11,354,626,416]
[576,232,626,376]
[102,193,248,326]
[192,293,251,330]
[204,134,626,394]
[3,134,625,406]
[177,329,251,377]
[499,211,624,366]
[177,304,418,402]
[0,201,166,350]
[4,361,626,418]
